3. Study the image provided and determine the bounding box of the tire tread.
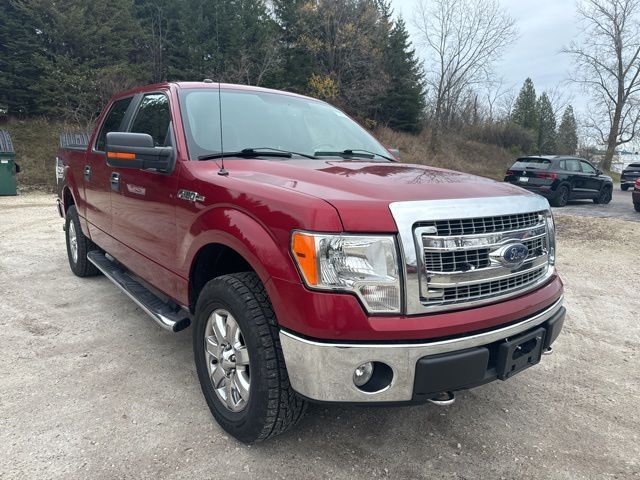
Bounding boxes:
[196,272,306,442]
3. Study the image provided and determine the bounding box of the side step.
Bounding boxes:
[87,251,191,332]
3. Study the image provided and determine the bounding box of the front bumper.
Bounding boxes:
[280,296,565,403]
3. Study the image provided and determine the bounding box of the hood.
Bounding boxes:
[223,159,537,231]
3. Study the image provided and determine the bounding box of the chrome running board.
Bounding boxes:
[87,251,190,332]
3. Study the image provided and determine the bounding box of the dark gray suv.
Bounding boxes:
[504,156,614,207]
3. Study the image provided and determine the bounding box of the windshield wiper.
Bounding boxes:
[314,149,394,162]
[198,147,316,161]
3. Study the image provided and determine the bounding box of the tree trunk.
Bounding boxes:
[602,92,624,172]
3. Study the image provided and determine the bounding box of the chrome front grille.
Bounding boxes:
[439,266,548,303]
[389,196,556,315]
[423,235,547,273]
[423,211,543,236]
[419,212,551,309]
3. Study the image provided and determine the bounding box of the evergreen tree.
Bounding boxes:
[556,105,578,155]
[536,92,556,154]
[271,0,317,92]
[512,78,538,132]
[0,1,45,115]
[379,16,425,132]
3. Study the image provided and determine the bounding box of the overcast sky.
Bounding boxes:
[390,0,585,112]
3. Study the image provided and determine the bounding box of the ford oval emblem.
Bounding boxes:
[493,243,529,268]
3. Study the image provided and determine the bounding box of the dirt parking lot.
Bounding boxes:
[1,192,639,479]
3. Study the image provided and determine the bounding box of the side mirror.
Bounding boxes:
[388,148,400,160]
[106,132,173,172]
[596,168,603,175]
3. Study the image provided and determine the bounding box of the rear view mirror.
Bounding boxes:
[106,132,173,172]
[388,148,400,160]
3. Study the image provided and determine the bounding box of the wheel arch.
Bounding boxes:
[189,243,255,312]
[62,185,75,213]
[183,207,301,315]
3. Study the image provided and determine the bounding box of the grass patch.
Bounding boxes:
[1,118,84,191]
[374,126,514,180]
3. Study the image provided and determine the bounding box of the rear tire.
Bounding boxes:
[193,272,306,443]
[550,186,569,207]
[621,184,629,191]
[65,205,100,277]
[634,203,640,212]
[593,185,612,204]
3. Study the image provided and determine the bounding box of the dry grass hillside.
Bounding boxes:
[375,126,515,180]
[1,118,73,190]
[1,119,517,191]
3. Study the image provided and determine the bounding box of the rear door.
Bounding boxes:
[84,97,135,243]
[564,158,584,198]
[109,92,180,295]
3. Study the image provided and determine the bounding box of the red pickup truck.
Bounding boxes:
[56,82,565,443]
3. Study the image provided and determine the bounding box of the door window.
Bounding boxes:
[580,161,597,174]
[130,94,172,147]
[565,159,581,172]
[95,97,133,151]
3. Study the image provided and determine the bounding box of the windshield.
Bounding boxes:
[178,88,390,160]
[511,158,551,170]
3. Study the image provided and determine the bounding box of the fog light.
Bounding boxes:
[353,362,374,387]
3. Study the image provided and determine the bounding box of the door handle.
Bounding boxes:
[110,172,120,192]
[84,165,92,181]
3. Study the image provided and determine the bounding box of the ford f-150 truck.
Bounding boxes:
[56,82,565,443]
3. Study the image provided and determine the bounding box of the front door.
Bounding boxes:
[109,92,180,297]
[84,96,134,246]
[579,160,603,196]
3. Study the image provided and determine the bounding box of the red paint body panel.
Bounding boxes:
[269,275,563,341]
[57,82,564,342]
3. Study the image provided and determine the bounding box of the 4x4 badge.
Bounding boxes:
[178,189,205,203]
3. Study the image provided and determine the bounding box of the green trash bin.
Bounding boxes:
[0,130,18,196]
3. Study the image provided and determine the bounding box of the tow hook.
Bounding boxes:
[543,346,553,355]
[427,391,456,406]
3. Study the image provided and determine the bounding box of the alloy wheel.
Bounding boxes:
[204,309,251,412]
[68,222,78,264]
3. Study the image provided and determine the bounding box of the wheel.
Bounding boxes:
[621,184,629,191]
[635,203,640,212]
[193,272,306,443]
[594,185,612,204]
[65,205,100,277]
[550,186,569,207]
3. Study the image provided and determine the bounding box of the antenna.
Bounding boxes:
[215,0,228,177]
[217,80,228,176]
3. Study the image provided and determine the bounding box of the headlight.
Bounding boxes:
[291,232,401,313]
[544,210,556,266]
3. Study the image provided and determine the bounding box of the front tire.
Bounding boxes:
[622,184,629,191]
[594,185,612,204]
[635,203,640,212]
[193,272,306,443]
[65,205,100,277]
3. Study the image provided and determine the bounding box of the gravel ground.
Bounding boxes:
[1,192,639,480]
[552,183,639,222]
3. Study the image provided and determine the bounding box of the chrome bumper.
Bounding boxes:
[280,296,564,403]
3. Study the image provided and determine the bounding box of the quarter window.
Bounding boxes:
[130,93,172,147]
[95,97,133,151]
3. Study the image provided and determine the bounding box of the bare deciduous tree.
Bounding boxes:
[412,0,517,145]
[482,79,515,122]
[564,0,640,171]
